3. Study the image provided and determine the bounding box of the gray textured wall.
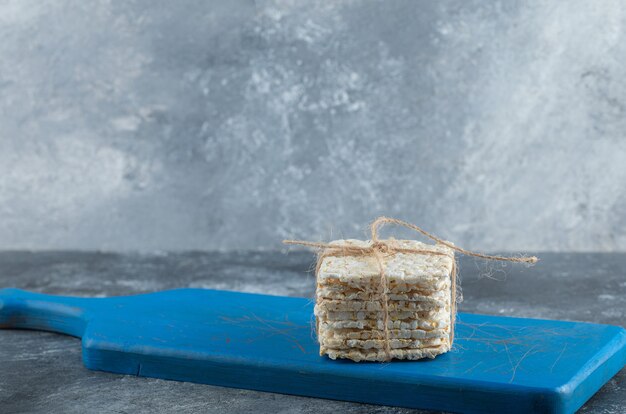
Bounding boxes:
[1,0,626,252]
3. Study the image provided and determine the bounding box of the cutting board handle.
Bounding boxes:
[0,288,88,338]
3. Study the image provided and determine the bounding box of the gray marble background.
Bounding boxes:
[1,0,626,252]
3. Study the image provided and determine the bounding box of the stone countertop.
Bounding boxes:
[0,251,624,413]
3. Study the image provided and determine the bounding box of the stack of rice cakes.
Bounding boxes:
[314,239,454,362]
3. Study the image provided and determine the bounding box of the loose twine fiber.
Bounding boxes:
[283,217,538,362]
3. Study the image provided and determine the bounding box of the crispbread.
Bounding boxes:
[318,316,450,331]
[319,337,446,350]
[319,239,453,278]
[317,327,449,340]
[321,345,450,362]
[316,309,449,323]
[316,288,450,302]
[318,277,450,292]
[315,299,444,312]
[315,238,454,362]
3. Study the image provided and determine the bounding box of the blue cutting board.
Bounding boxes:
[0,288,624,413]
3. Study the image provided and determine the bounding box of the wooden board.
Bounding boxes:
[0,288,624,413]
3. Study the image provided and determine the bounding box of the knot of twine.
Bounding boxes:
[283,217,538,361]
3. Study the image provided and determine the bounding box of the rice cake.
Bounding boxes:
[322,345,449,362]
[315,299,444,312]
[317,327,449,340]
[315,238,454,362]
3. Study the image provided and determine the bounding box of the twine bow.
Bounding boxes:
[284,217,538,361]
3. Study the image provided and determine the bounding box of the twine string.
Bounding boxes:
[284,216,538,361]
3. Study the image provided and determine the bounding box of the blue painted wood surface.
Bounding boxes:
[0,288,624,413]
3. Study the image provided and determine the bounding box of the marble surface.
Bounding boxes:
[0,251,624,413]
[2,1,626,252]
